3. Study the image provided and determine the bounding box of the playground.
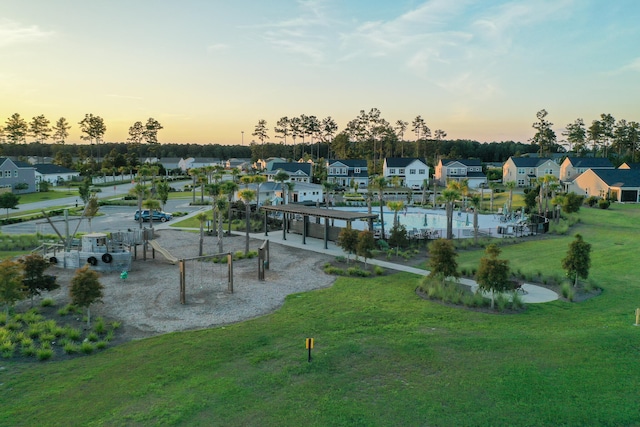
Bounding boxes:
[42,229,335,342]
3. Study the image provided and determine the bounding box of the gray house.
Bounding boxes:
[0,158,37,194]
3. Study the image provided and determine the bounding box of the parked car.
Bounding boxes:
[411,184,423,191]
[134,209,173,222]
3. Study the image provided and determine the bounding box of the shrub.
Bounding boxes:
[561,282,575,301]
[373,265,385,276]
[377,239,389,251]
[80,341,94,354]
[598,199,610,209]
[94,317,106,334]
[495,293,509,312]
[96,341,108,350]
[347,267,371,277]
[87,332,99,342]
[65,327,82,341]
[334,255,346,263]
[323,265,345,276]
[585,196,599,207]
[37,348,54,361]
[40,298,55,307]
[1,340,15,358]
[21,345,36,357]
[110,321,121,330]
[63,342,79,354]
[0,312,6,326]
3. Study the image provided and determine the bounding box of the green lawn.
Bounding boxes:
[1,206,640,426]
[16,189,78,204]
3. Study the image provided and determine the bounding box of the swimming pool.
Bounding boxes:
[333,207,471,231]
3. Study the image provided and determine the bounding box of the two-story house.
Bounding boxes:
[502,157,560,187]
[326,159,368,190]
[435,158,487,189]
[383,158,429,189]
[264,162,312,184]
[559,157,614,183]
[0,158,37,194]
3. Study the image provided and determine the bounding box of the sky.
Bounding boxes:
[1,0,639,146]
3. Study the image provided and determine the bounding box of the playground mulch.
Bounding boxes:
[39,229,335,344]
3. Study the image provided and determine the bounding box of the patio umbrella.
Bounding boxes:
[465,212,470,226]
[423,214,428,226]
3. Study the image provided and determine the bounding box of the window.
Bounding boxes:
[329,167,335,175]
[389,168,395,174]
[409,169,416,175]
[419,169,425,174]
[4,170,10,178]
[399,168,405,174]
[517,179,525,186]
[13,170,18,177]
[354,167,361,174]
[517,168,525,175]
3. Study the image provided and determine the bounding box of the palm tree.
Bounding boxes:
[470,194,481,245]
[188,168,199,204]
[372,176,387,240]
[206,183,221,235]
[284,182,295,204]
[142,198,161,229]
[386,200,405,228]
[252,175,266,207]
[489,182,499,213]
[215,197,227,253]
[238,189,256,255]
[438,185,461,240]
[505,181,516,213]
[195,212,208,256]
[130,183,149,229]
[221,181,238,235]
[322,181,336,207]
[273,170,290,204]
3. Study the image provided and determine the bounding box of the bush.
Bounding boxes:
[80,342,94,354]
[40,298,55,307]
[323,264,345,276]
[561,282,575,301]
[373,265,385,276]
[598,199,610,209]
[347,267,371,277]
[37,348,54,361]
[585,196,599,207]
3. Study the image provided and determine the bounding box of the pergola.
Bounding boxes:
[259,205,378,249]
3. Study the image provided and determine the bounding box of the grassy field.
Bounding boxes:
[1,205,639,426]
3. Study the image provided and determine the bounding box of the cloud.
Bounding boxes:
[617,57,640,73]
[207,43,229,52]
[0,19,53,48]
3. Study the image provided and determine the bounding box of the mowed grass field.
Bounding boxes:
[1,205,640,426]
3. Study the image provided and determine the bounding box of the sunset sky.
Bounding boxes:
[2,0,639,146]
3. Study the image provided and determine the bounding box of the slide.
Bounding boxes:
[149,240,179,264]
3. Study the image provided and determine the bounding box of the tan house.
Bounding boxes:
[568,169,640,202]
[559,157,614,182]
[502,157,560,187]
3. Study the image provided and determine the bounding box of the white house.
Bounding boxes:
[326,159,368,190]
[383,158,429,189]
[502,157,560,187]
[264,162,312,184]
[34,164,80,185]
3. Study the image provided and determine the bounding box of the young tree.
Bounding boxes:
[128,121,145,143]
[20,254,59,307]
[0,192,20,218]
[70,265,104,327]
[52,117,71,144]
[428,238,458,283]
[476,244,512,308]
[78,177,92,204]
[388,224,408,255]
[130,183,149,229]
[337,227,359,263]
[372,176,387,240]
[221,181,238,235]
[0,259,25,314]
[356,230,376,268]
[438,186,460,240]
[195,212,208,256]
[386,200,405,229]
[156,180,171,210]
[142,198,161,228]
[85,194,100,232]
[252,119,269,159]
[562,234,591,287]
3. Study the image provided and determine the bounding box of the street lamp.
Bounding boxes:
[241,131,244,145]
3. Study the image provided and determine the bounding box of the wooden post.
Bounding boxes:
[227,252,233,293]
[179,259,186,304]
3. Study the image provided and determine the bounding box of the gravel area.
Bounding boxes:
[42,229,335,342]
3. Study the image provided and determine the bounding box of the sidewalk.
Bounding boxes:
[165,221,557,304]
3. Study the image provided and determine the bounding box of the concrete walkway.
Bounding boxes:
[162,217,558,304]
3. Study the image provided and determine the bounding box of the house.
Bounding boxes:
[435,158,487,189]
[502,157,560,187]
[559,157,614,182]
[619,162,640,170]
[34,164,80,185]
[568,169,640,202]
[382,158,429,189]
[326,159,368,190]
[226,158,252,171]
[255,157,288,171]
[233,181,323,205]
[0,157,37,194]
[264,162,312,184]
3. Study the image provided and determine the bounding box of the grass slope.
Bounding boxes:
[1,206,639,426]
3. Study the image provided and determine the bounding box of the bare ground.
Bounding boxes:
[34,229,335,344]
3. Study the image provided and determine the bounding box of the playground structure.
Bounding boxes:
[178,253,234,304]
